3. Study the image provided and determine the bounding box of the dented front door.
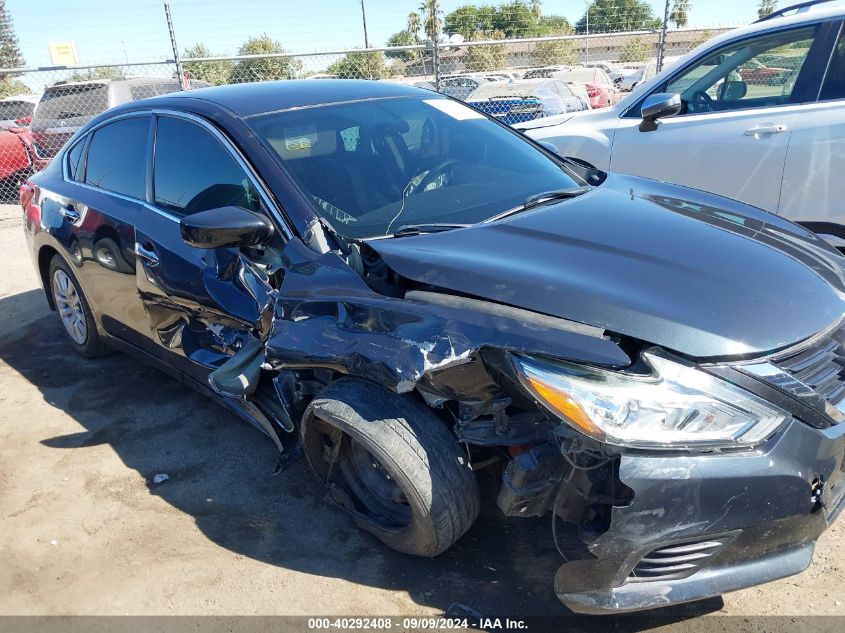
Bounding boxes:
[134,113,278,382]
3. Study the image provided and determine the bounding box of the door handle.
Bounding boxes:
[744,124,787,137]
[134,242,160,266]
[59,205,80,223]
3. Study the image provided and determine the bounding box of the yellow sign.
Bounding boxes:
[48,42,79,66]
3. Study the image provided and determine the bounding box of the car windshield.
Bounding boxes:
[249,95,583,239]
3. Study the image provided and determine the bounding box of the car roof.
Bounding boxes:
[150,79,432,118]
[0,94,39,103]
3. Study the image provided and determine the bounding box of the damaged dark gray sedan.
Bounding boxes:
[20,80,845,614]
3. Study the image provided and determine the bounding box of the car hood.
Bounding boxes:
[514,105,610,131]
[367,175,845,360]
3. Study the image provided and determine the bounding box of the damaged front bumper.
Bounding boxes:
[554,416,845,614]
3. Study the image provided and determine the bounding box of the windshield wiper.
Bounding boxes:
[392,223,471,238]
[486,186,592,223]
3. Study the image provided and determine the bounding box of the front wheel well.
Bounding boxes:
[38,245,59,310]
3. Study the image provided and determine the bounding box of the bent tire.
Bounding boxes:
[49,254,111,358]
[302,378,480,557]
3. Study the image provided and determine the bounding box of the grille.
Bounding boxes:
[771,324,845,408]
[627,539,726,583]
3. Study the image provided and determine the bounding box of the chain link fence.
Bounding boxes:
[0,24,734,201]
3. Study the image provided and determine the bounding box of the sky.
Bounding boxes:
[8,0,762,69]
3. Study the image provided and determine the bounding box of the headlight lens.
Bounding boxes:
[513,350,788,449]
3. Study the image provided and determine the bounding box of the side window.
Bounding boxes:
[820,27,845,101]
[665,25,818,114]
[85,117,149,199]
[66,137,86,181]
[153,116,263,216]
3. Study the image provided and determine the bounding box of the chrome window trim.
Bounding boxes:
[60,108,294,240]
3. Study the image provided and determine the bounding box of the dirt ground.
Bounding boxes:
[1,201,844,624]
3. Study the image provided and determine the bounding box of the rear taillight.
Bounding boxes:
[15,115,31,126]
[20,181,34,210]
[586,84,601,97]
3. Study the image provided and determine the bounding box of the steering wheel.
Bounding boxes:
[412,159,460,195]
[690,90,715,113]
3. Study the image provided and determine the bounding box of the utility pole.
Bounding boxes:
[360,0,370,48]
[656,0,671,73]
[582,0,589,63]
[164,2,186,90]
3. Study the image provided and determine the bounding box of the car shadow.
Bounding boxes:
[0,292,723,628]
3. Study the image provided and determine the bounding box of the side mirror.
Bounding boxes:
[639,92,682,132]
[718,80,747,101]
[180,206,274,249]
[538,140,558,153]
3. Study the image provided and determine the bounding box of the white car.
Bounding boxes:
[0,94,39,128]
[519,1,845,239]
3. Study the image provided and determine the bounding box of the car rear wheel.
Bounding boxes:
[301,378,480,557]
[49,255,110,358]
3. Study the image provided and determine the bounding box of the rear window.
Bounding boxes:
[0,100,34,120]
[470,81,548,100]
[85,116,149,199]
[128,81,183,100]
[35,84,109,122]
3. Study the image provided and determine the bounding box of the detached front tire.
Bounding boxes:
[302,378,480,557]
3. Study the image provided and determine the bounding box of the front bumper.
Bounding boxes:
[556,417,845,614]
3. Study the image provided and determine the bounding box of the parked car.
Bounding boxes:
[30,77,209,166]
[0,127,34,194]
[467,78,587,124]
[551,66,622,108]
[616,66,644,91]
[0,94,39,128]
[21,79,845,614]
[438,75,490,100]
[518,2,845,243]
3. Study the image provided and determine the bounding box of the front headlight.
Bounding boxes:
[513,350,788,450]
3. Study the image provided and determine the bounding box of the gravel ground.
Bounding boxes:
[1,201,844,626]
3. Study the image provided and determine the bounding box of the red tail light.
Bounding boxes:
[586,84,601,97]
[20,181,34,210]
[15,115,31,126]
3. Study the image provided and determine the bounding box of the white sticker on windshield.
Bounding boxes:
[424,99,484,121]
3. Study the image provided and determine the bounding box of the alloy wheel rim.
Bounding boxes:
[52,269,87,345]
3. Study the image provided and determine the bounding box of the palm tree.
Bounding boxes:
[419,0,441,43]
[407,11,421,42]
[669,0,691,28]
[530,0,542,20]
[757,0,778,19]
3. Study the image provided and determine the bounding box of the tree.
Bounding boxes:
[619,36,650,62]
[0,78,27,98]
[444,4,489,40]
[407,11,422,41]
[0,0,24,70]
[495,1,537,38]
[183,43,235,86]
[67,67,124,82]
[327,50,395,80]
[757,0,778,19]
[465,30,507,71]
[669,0,691,28]
[419,0,442,42]
[230,34,302,83]
[386,31,418,61]
[530,0,542,20]
[576,0,660,34]
[534,18,576,66]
